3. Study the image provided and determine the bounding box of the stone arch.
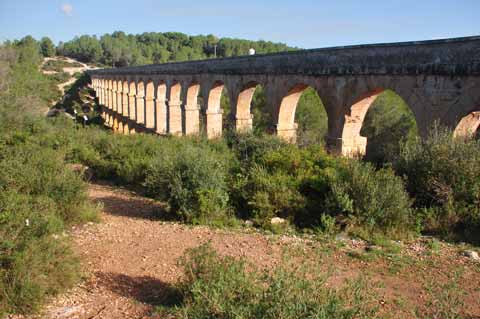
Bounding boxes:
[128,80,137,121]
[168,81,183,135]
[276,84,311,142]
[145,80,155,129]
[454,109,480,138]
[184,82,201,136]
[169,81,182,104]
[136,80,146,125]
[207,81,224,113]
[205,81,225,138]
[155,81,168,134]
[186,82,200,107]
[340,88,417,157]
[235,81,259,132]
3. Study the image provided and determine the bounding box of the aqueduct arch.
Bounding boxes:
[276,84,312,143]
[128,81,136,121]
[156,81,168,134]
[184,82,201,136]
[341,89,384,156]
[89,36,480,156]
[168,82,183,135]
[235,82,259,132]
[339,87,421,156]
[145,80,155,129]
[206,81,225,139]
[136,81,146,125]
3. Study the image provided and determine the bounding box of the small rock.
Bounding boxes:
[271,217,287,225]
[463,250,480,261]
[244,220,254,226]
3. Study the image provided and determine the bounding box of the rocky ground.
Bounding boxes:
[17,182,480,319]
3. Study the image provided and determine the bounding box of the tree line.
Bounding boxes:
[3,32,294,67]
[56,31,295,66]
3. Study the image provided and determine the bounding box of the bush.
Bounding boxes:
[395,126,480,242]
[0,143,97,315]
[232,144,330,225]
[231,140,413,236]
[226,132,286,167]
[144,140,232,224]
[171,244,378,319]
[321,160,414,237]
[0,43,97,315]
[0,191,80,315]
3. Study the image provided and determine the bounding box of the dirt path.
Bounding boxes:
[41,57,98,99]
[28,183,291,319]
[20,182,480,319]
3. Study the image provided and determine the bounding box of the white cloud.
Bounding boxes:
[61,3,73,16]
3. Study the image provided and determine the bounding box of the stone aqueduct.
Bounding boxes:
[88,36,480,155]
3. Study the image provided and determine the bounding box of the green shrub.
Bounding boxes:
[226,132,286,167]
[144,140,232,224]
[0,42,97,316]
[321,160,414,237]
[171,244,378,319]
[0,143,97,315]
[0,191,80,315]
[232,144,329,225]
[242,164,305,225]
[231,141,413,236]
[395,126,480,242]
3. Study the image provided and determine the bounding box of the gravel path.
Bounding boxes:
[28,183,290,319]
[17,182,480,319]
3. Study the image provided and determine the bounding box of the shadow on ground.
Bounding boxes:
[89,180,177,221]
[95,272,182,307]
[92,194,175,221]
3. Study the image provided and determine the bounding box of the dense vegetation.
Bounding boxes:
[0,39,98,315]
[56,31,294,66]
[1,33,480,316]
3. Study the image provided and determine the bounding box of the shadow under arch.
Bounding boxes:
[342,88,418,161]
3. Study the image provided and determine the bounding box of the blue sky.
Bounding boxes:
[0,0,479,49]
